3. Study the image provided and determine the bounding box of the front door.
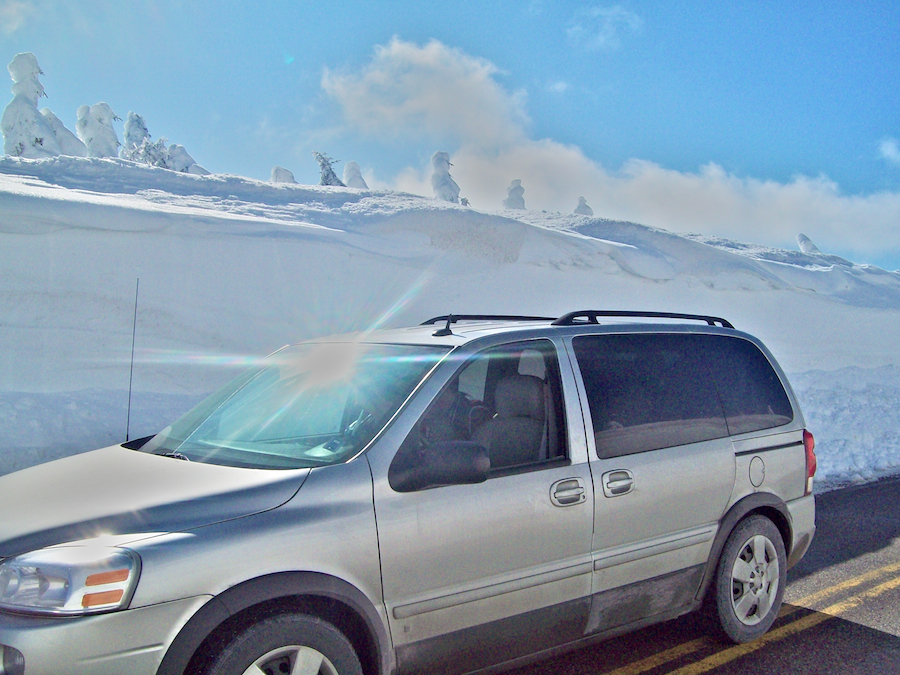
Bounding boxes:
[371,338,595,675]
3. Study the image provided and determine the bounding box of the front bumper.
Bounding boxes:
[0,595,209,675]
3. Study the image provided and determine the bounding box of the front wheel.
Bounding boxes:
[712,515,786,643]
[207,613,363,675]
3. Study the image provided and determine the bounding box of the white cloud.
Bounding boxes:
[566,5,643,51]
[548,80,569,94]
[0,0,33,34]
[323,39,900,263]
[322,38,529,149]
[879,138,900,166]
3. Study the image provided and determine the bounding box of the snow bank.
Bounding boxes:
[1,156,898,489]
[792,367,900,490]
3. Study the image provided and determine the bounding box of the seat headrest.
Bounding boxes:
[495,374,545,420]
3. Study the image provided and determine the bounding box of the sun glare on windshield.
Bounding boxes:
[141,343,448,469]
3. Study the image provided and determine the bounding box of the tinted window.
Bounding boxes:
[699,335,793,435]
[573,334,729,458]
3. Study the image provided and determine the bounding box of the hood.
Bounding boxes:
[0,445,309,557]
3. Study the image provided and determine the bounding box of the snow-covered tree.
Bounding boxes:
[117,112,207,173]
[312,151,345,186]
[2,52,61,158]
[120,112,169,168]
[40,109,87,157]
[574,196,594,216]
[120,112,150,157]
[76,103,121,158]
[503,179,525,209]
[271,166,297,183]
[128,136,171,168]
[168,144,210,175]
[343,161,368,189]
[797,233,821,255]
[430,151,460,203]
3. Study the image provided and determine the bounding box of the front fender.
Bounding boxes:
[156,571,394,675]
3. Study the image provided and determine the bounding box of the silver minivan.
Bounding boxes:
[0,311,816,675]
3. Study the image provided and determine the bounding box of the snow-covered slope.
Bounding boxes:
[2,156,899,488]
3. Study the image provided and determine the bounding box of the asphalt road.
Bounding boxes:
[507,476,900,675]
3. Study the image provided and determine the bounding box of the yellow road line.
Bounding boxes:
[601,638,711,675]
[668,573,900,675]
[819,573,900,616]
[598,560,900,675]
[790,559,900,608]
[666,612,832,675]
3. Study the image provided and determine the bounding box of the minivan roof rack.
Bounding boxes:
[551,310,734,329]
[421,314,556,326]
[422,314,557,337]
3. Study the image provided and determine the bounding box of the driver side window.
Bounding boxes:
[389,339,569,491]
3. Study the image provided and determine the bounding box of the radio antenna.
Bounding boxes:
[126,278,140,441]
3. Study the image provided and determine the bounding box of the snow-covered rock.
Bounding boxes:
[343,161,368,189]
[271,166,297,183]
[168,143,209,175]
[574,196,594,216]
[797,233,821,254]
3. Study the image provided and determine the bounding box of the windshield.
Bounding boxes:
[141,342,448,469]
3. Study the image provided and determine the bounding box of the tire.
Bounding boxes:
[207,613,363,675]
[711,515,786,644]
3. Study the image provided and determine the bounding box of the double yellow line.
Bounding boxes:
[603,560,900,675]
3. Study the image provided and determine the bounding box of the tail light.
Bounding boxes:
[803,429,816,495]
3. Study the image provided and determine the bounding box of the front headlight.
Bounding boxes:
[0,545,140,616]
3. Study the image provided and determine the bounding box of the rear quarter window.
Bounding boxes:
[699,335,794,435]
[572,334,729,458]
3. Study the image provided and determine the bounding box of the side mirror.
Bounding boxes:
[389,441,490,492]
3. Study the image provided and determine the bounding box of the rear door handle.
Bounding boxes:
[550,477,586,507]
[602,469,634,498]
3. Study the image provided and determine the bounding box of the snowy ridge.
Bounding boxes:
[1,156,899,490]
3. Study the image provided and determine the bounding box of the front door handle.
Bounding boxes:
[550,477,586,507]
[602,469,634,498]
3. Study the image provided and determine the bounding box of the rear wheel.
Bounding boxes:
[207,613,363,675]
[712,515,786,643]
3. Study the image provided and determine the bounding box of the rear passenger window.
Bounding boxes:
[573,334,729,458]
[699,335,793,435]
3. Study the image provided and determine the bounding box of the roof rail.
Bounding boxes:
[421,314,556,326]
[551,310,734,329]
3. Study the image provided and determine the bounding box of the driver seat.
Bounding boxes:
[472,374,545,468]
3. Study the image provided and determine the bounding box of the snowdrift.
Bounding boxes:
[2,156,899,488]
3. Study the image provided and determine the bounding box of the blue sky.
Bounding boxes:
[3,1,900,268]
